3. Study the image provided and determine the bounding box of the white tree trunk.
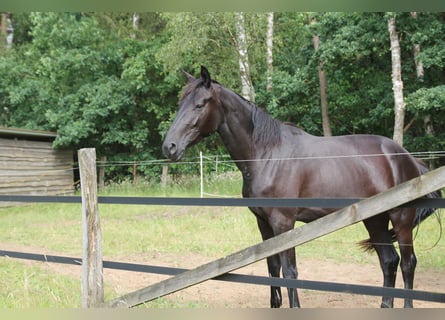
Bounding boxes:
[312,28,332,137]
[235,12,255,102]
[388,16,405,146]
[266,12,274,92]
[131,13,139,39]
[1,13,13,49]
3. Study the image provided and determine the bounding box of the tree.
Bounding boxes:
[310,16,332,137]
[1,13,13,49]
[256,13,320,133]
[409,12,434,143]
[266,12,274,92]
[387,14,406,146]
[410,12,424,81]
[0,13,179,179]
[235,12,255,102]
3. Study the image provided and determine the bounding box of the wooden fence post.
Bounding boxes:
[161,165,169,188]
[98,155,106,189]
[78,148,104,308]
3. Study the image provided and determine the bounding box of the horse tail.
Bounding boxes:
[358,238,375,253]
[358,189,442,252]
[359,159,443,252]
[408,159,443,241]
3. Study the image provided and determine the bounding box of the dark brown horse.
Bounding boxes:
[162,66,440,308]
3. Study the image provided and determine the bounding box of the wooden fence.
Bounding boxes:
[1,147,445,308]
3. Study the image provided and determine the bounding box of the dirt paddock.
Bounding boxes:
[2,242,444,308]
[5,243,437,309]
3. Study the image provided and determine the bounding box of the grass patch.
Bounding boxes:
[0,259,81,308]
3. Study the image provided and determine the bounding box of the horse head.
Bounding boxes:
[162,66,224,161]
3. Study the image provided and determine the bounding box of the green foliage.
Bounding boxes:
[405,85,445,162]
[1,12,444,182]
[406,85,445,113]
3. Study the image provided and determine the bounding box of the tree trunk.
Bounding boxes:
[1,13,5,46]
[410,13,434,135]
[266,12,274,92]
[4,13,13,49]
[235,12,255,102]
[411,12,435,168]
[410,12,424,81]
[411,13,433,136]
[98,156,106,190]
[388,15,405,146]
[131,13,139,39]
[312,29,332,137]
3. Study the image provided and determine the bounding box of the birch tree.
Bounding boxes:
[388,14,405,146]
[235,12,255,102]
[266,12,274,92]
[1,13,13,49]
[130,13,139,39]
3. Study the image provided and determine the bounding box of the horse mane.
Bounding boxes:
[251,102,282,149]
[218,84,282,149]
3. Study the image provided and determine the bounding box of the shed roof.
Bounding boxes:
[0,127,57,141]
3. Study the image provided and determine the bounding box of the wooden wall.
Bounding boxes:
[0,137,74,197]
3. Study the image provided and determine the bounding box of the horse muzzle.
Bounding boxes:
[162,141,184,161]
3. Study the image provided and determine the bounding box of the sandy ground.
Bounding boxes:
[2,242,444,308]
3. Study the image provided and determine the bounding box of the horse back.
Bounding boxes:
[246,133,421,200]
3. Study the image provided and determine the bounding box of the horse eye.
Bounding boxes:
[195,98,211,109]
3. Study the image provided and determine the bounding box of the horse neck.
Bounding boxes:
[216,87,256,163]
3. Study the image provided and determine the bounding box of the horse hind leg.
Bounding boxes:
[390,209,417,308]
[364,216,400,308]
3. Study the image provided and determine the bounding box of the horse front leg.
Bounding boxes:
[267,209,300,308]
[266,254,283,308]
[256,216,282,307]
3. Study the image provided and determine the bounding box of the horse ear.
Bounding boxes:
[181,70,195,83]
[200,66,211,89]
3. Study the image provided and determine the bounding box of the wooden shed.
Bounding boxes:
[0,127,74,197]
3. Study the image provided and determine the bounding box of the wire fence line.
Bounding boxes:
[97,150,445,167]
[0,150,444,175]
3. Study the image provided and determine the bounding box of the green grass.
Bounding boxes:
[0,259,81,307]
[0,174,443,307]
